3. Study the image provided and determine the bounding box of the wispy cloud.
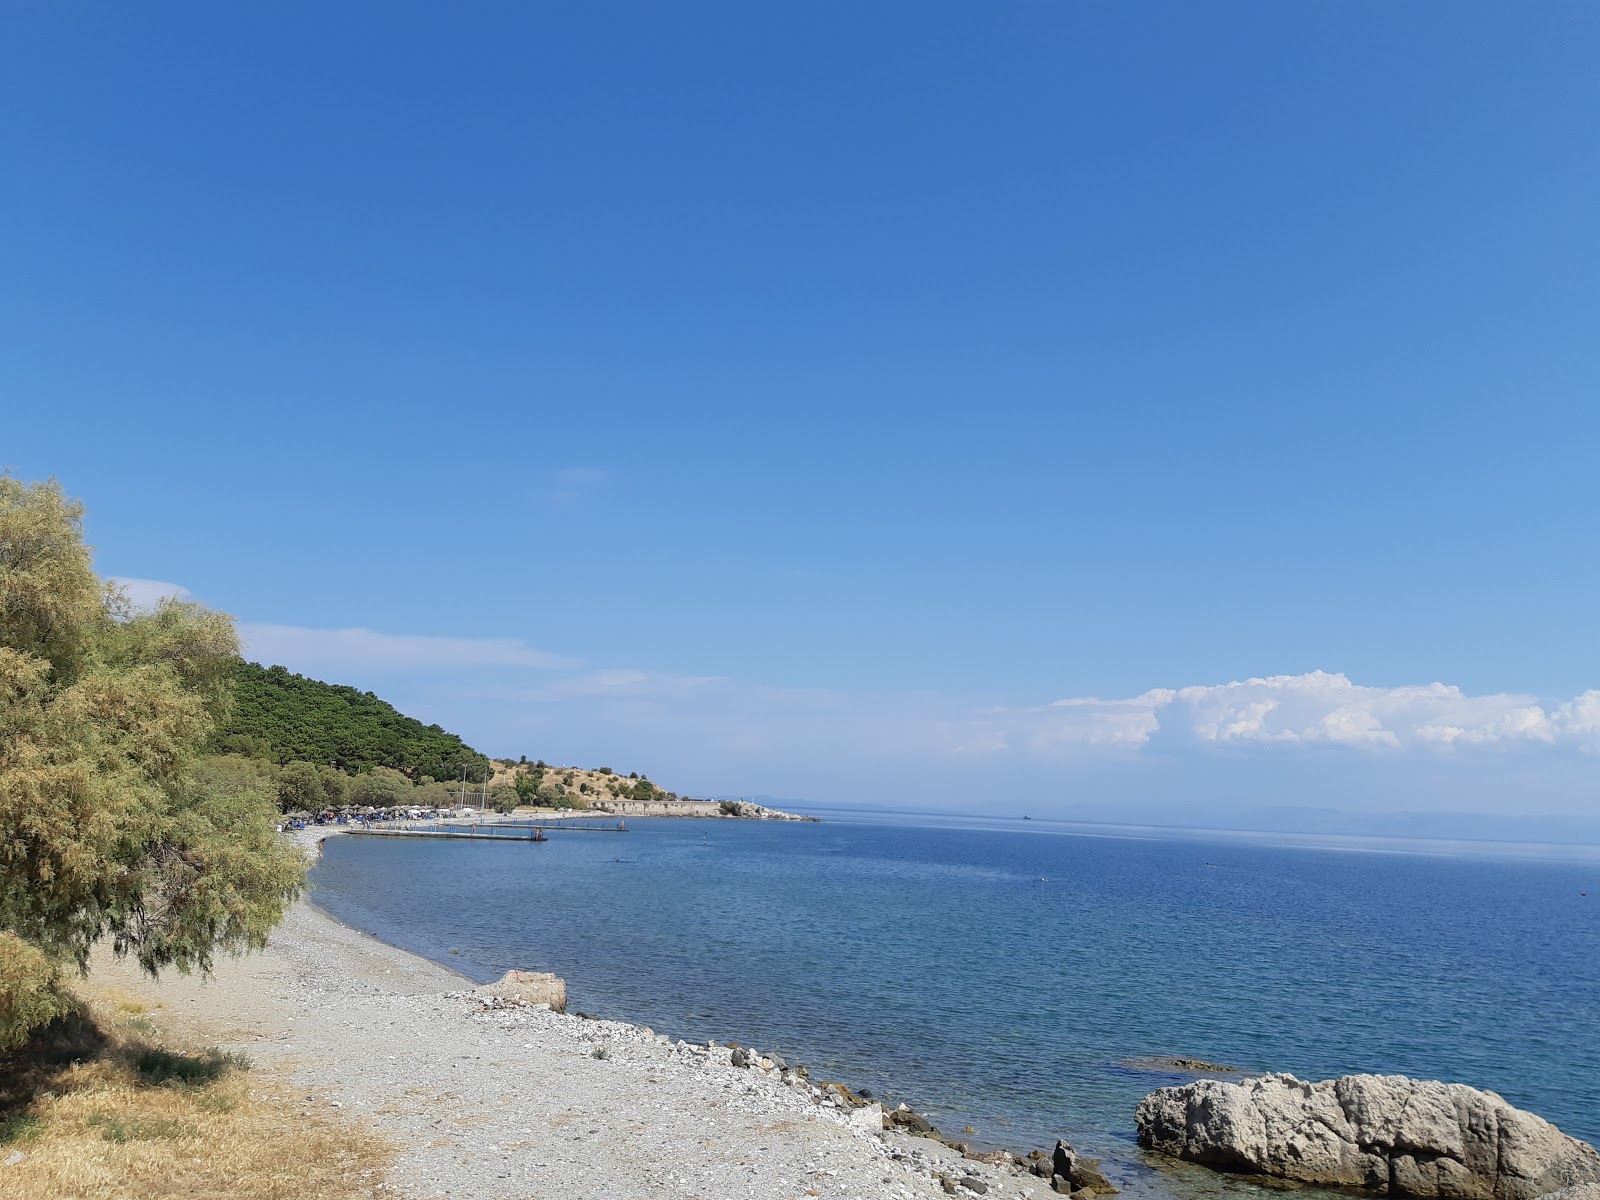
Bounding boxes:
[540,466,614,507]
[238,623,581,675]
[442,669,730,703]
[109,576,192,610]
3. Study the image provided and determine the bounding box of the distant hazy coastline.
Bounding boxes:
[793,806,1600,863]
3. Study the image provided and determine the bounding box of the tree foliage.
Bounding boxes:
[212,661,489,782]
[274,759,348,812]
[347,766,413,808]
[0,477,305,1049]
[513,770,542,804]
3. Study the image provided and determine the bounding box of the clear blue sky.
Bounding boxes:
[4,3,1597,831]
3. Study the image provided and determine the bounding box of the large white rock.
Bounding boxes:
[1136,1074,1600,1200]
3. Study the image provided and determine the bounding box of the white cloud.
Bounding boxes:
[1039,692,1173,749]
[1025,671,1600,754]
[1554,691,1600,740]
[238,623,580,675]
[546,669,727,698]
[109,577,192,610]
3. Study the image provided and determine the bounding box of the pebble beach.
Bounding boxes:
[87,828,1058,1200]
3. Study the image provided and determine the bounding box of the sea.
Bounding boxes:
[307,812,1600,1195]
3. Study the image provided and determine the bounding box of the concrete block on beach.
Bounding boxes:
[848,1100,886,1133]
[473,969,568,1013]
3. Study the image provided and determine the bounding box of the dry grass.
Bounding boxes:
[0,999,391,1200]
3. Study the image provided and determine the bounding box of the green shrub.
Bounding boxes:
[134,1046,249,1087]
[0,1114,41,1145]
[87,1112,190,1143]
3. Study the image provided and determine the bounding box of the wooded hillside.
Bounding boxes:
[211,661,490,781]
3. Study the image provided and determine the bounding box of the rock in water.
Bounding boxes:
[1051,1140,1120,1194]
[473,970,567,1013]
[1136,1073,1600,1200]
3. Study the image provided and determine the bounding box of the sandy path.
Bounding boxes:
[86,832,1052,1200]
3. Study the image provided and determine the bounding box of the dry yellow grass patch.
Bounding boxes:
[0,1002,391,1200]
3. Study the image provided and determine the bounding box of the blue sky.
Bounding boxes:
[4,3,1598,832]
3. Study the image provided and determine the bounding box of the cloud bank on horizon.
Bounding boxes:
[218,609,1600,762]
[1014,671,1600,754]
[108,580,1599,828]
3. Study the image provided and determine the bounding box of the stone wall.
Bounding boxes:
[593,799,723,817]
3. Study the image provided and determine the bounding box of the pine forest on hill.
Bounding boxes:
[211,661,491,781]
[209,659,688,814]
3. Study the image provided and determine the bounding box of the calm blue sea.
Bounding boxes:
[307,814,1600,1190]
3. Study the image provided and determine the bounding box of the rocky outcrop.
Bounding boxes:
[1122,1055,1245,1075]
[1136,1073,1600,1200]
[1014,1141,1120,1196]
[1047,1140,1119,1196]
[472,969,567,1013]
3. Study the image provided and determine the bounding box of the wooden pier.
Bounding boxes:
[345,826,546,842]
[499,819,629,834]
[345,820,627,843]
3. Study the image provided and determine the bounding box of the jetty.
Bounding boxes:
[498,818,629,834]
[346,819,627,843]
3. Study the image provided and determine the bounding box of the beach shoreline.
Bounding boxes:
[84,826,1056,1200]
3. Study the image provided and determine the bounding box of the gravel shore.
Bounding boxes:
[88,828,1057,1200]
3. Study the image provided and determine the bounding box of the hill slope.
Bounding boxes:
[488,760,684,809]
[212,661,490,781]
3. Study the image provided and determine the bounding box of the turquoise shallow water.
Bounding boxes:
[308,813,1600,1188]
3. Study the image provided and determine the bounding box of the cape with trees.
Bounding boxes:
[212,660,490,783]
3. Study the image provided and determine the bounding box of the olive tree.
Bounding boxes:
[275,759,347,812]
[0,477,306,1048]
[348,766,413,807]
